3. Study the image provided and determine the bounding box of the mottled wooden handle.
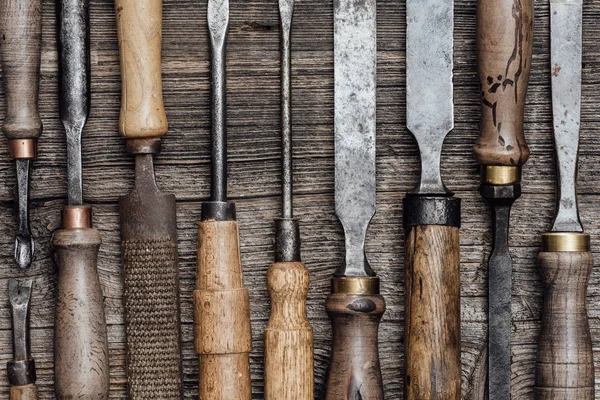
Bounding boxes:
[404,225,461,400]
[0,0,42,140]
[535,251,594,399]
[115,0,167,138]
[53,228,109,399]
[9,384,38,400]
[265,261,314,400]
[194,220,252,400]
[474,0,533,166]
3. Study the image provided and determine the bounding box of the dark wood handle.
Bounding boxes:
[404,224,461,399]
[0,0,42,140]
[325,291,385,400]
[535,251,594,399]
[9,384,38,400]
[474,0,533,166]
[53,228,109,399]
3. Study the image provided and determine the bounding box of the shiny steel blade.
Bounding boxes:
[334,0,376,277]
[406,0,454,195]
[550,0,583,233]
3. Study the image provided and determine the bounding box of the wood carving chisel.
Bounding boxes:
[264,0,314,398]
[475,1,533,398]
[53,0,110,396]
[535,1,594,398]
[194,0,252,398]
[404,1,460,398]
[325,0,385,398]
[115,0,183,397]
[7,279,38,400]
[0,0,42,269]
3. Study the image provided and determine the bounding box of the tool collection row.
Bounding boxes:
[2,0,592,399]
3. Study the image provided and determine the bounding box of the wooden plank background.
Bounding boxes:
[0,0,599,398]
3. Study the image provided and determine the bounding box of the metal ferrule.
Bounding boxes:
[126,137,162,155]
[481,165,521,186]
[201,201,236,222]
[542,232,590,252]
[274,218,300,263]
[9,139,37,159]
[403,195,461,227]
[62,205,92,229]
[332,276,379,295]
[7,359,36,386]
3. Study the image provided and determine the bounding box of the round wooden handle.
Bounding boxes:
[535,251,594,399]
[265,261,314,400]
[194,220,252,400]
[115,0,167,139]
[0,0,42,140]
[325,292,385,400]
[52,228,109,399]
[10,384,38,400]
[404,224,461,399]
[474,0,533,166]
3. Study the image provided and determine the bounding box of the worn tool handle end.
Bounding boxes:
[10,384,38,400]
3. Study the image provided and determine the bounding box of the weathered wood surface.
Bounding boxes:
[0,0,599,398]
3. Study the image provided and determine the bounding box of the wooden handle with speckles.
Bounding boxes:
[10,384,38,400]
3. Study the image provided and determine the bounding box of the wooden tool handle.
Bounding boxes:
[474,0,533,166]
[194,219,252,400]
[404,224,461,399]
[0,0,42,140]
[10,384,38,400]
[53,227,109,399]
[535,250,594,399]
[115,0,167,139]
[265,261,314,400]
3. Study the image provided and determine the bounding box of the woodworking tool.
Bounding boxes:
[0,0,42,269]
[194,0,252,398]
[7,279,38,400]
[115,0,183,397]
[535,1,594,398]
[264,0,314,398]
[324,0,385,398]
[475,1,533,398]
[404,0,460,398]
[54,1,110,397]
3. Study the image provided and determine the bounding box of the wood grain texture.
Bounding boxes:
[10,384,38,400]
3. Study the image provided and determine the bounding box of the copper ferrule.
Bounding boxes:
[9,139,37,159]
[541,232,590,252]
[332,276,380,295]
[481,165,521,185]
[126,137,161,155]
[62,205,93,229]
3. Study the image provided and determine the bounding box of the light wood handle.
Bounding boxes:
[265,261,314,400]
[474,0,533,166]
[404,224,461,400]
[10,384,38,400]
[535,251,594,399]
[194,219,252,400]
[53,228,109,399]
[0,0,42,140]
[115,0,167,139]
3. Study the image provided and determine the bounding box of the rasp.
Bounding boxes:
[325,0,385,398]
[535,1,594,398]
[404,0,461,398]
[475,1,533,398]
[264,0,314,398]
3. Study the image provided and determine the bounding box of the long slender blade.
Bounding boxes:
[550,0,583,233]
[334,0,376,277]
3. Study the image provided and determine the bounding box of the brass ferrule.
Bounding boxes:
[541,232,590,252]
[332,277,379,295]
[9,139,37,159]
[481,165,521,185]
[62,205,93,229]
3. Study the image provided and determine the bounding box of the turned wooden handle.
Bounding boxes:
[535,250,594,399]
[115,0,167,139]
[53,228,109,399]
[474,0,533,166]
[404,224,461,400]
[265,261,314,400]
[0,0,42,140]
[10,384,38,400]
[194,219,252,400]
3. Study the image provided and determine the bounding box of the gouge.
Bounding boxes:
[475,1,533,398]
[0,0,42,269]
[7,279,38,400]
[54,0,109,396]
[115,0,183,398]
[325,0,385,398]
[194,0,252,398]
[535,1,594,398]
[264,0,314,398]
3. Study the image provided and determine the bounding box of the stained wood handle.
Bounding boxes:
[474,0,533,166]
[194,219,252,400]
[535,251,594,399]
[115,0,167,139]
[10,384,38,400]
[404,224,461,399]
[0,0,43,140]
[265,261,314,400]
[53,228,109,399]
